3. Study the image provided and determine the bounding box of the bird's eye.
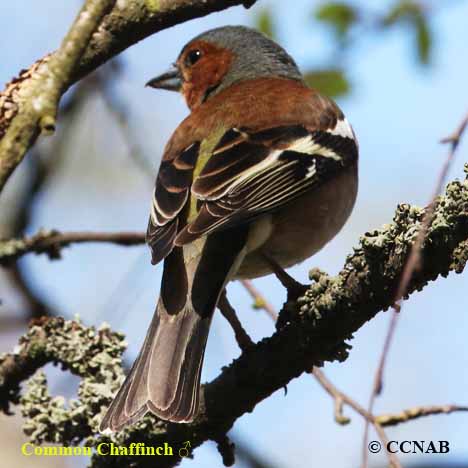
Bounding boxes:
[185,49,202,67]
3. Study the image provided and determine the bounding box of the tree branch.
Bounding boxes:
[0,230,145,266]
[0,0,116,191]
[375,404,468,427]
[1,165,468,466]
[0,0,258,193]
[362,108,468,468]
[241,279,281,322]
[312,368,402,468]
[242,281,465,468]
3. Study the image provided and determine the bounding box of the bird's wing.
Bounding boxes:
[174,120,358,245]
[146,142,199,264]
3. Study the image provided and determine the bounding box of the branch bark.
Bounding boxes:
[362,109,468,468]
[0,0,116,191]
[1,167,468,466]
[0,230,145,266]
[0,0,258,193]
[375,405,468,427]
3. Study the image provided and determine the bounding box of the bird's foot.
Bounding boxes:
[261,253,308,301]
[218,291,254,351]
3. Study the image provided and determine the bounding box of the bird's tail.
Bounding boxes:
[100,227,248,432]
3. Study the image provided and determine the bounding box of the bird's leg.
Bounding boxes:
[218,291,254,351]
[261,252,308,301]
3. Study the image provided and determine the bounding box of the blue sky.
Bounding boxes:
[1,1,468,467]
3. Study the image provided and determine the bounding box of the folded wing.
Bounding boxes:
[175,121,358,245]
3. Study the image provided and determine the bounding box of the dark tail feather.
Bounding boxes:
[100,227,248,432]
[100,299,211,432]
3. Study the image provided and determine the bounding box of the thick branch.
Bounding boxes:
[1,169,468,466]
[0,316,126,416]
[0,0,257,193]
[0,0,116,191]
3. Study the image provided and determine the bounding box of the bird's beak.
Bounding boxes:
[145,65,182,92]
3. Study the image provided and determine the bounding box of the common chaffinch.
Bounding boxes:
[100,25,358,432]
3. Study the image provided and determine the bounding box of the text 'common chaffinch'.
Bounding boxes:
[100,25,359,432]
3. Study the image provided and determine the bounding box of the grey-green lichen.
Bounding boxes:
[0,317,175,466]
[1,169,468,467]
[450,239,468,273]
[19,318,127,442]
[281,166,468,335]
[0,317,125,428]
[0,229,61,265]
[145,0,160,13]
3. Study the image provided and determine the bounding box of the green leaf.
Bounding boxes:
[415,14,431,65]
[381,0,432,65]
[315,2,358,40]
[303,69,351,98]
[256,8,275,39]
[382,0,420,26]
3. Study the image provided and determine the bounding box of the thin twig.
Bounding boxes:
[312,368,402,468]
[241,281,467,467]
[376,404,468,427]
[5,81,93,317]
[362,108,468,468]
[242,278,403,468]
[242,280,401,465]
[3,181,468,467]
[0,230,145,265]
[241,280,278,321]
[312,368,370,422]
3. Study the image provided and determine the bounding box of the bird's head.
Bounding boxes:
[146,25,303,110]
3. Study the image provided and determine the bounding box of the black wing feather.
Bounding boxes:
[146,143,199,265]
[176,125,357,245]
[147,123,358,255]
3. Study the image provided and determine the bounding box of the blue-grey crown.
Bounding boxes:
[183,26,303,94]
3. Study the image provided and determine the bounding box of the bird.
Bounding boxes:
[100,25,358,432]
